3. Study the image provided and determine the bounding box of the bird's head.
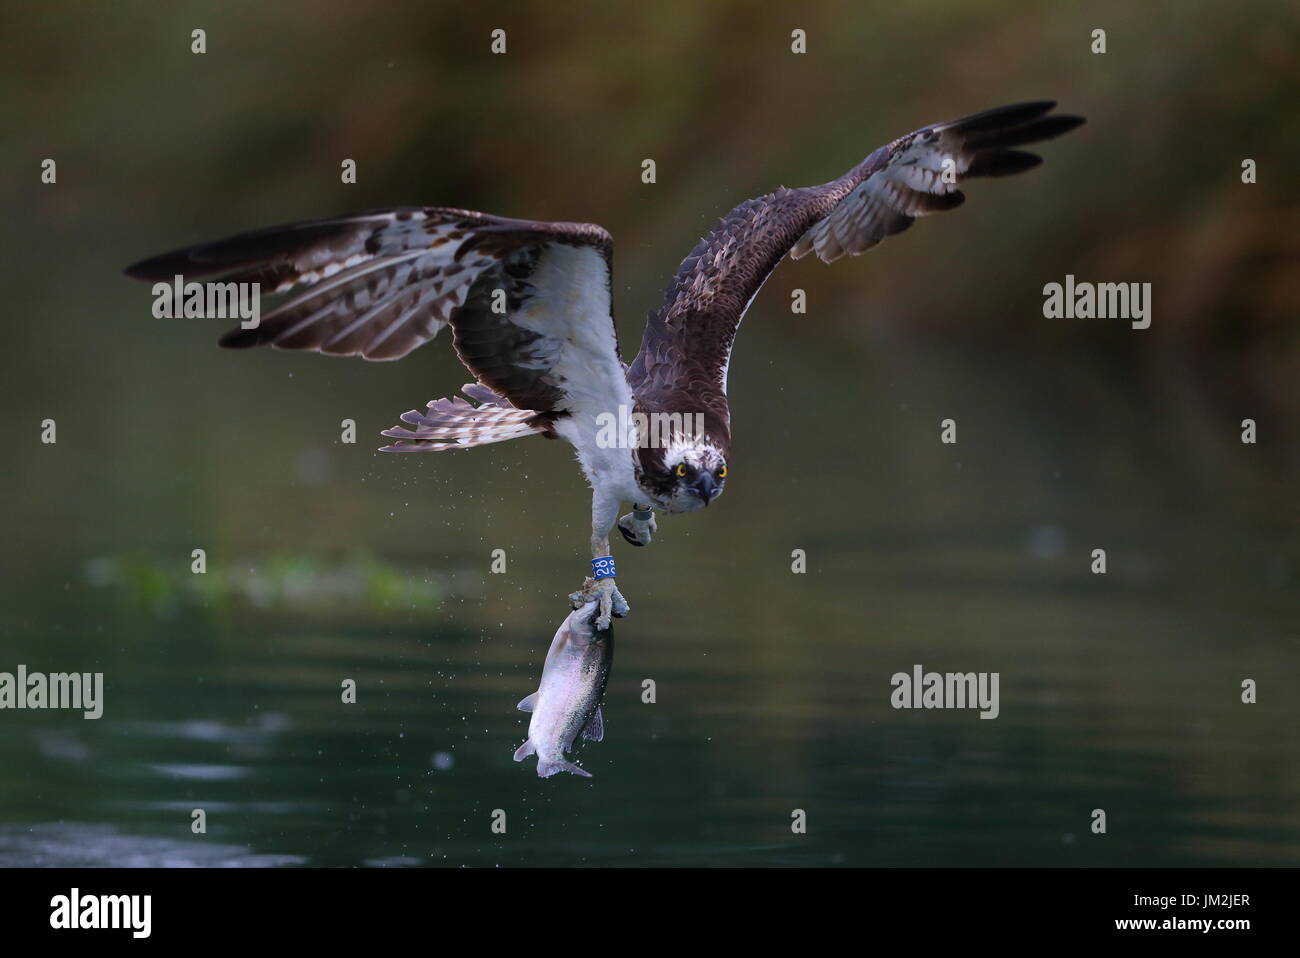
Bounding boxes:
[638,440,728,513]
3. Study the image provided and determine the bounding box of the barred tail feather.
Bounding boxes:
[379,387,547,452]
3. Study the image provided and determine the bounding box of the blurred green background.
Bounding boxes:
[0,0,1296,866]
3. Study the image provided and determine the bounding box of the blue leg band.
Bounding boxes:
[592,556,617,580]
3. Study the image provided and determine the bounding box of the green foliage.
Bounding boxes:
[82,551,444,618]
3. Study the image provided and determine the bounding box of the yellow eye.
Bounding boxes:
[718,465,727,478]
[675,463,687,478]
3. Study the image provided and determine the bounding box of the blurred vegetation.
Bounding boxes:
[82,551,448,619]
[0,0,1295,614]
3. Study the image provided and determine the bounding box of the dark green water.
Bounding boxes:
[2,339,1296,867]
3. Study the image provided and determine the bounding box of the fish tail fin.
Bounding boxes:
[512,740,536,762]
[537,758,592,779]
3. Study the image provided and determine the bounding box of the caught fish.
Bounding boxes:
[513,599,613,778]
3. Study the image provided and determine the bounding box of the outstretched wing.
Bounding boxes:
[627,101,1084,416]
[125,208,631,447]
[789,101,1084,262]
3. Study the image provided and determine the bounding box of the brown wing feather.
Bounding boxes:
[791,103,1084,262]
[125,209,620,429]
[628,101,1084,455]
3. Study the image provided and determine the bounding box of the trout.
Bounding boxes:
[513,599,613,778]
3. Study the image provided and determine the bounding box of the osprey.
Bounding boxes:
[126,101,1083,628]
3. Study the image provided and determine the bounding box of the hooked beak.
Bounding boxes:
[691,473,717,507]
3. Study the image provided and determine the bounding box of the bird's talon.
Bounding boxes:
[595,590,613,630]
[569,576,598,609]
[617,511,657,548]
[593,577,628,629]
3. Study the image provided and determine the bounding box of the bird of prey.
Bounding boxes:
[126,100,1083,628]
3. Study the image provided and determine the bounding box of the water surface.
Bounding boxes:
[2,343,1295,867]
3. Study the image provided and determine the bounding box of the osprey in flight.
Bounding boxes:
[126,101,1083,628]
